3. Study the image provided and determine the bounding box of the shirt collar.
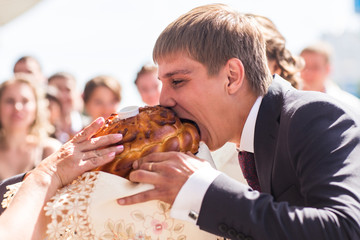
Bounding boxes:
[238,96,263,153]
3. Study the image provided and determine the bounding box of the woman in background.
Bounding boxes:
[246,13,304,88]
[83,75,122,121]
[0,75,61,180]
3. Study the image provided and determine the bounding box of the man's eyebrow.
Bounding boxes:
[163,69,192,78]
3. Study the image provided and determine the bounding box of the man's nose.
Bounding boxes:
[159,87,176,107]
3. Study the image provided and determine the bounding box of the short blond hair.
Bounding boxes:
[300,42,333,64]
[153,4,272,96]
[134,64,158,85]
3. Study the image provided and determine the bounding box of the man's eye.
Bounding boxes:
[171,79,183,87]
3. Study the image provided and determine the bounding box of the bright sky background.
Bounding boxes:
[0,0,359,107]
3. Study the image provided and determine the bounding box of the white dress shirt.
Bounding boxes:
[170,96,263,224]
[211,142,246,183]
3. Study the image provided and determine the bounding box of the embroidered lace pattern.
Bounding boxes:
[1,182,22,209]
[99,201,185,240]
[44,171,99,240]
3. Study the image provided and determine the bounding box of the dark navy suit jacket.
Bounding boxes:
[198,76,360,239]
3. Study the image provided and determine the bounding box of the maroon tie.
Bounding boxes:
[238,151,261,191]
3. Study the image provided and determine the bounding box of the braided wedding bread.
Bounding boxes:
[91,105,200,178]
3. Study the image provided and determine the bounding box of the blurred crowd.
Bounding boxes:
[0,57,161,181]
[0,13,359,182]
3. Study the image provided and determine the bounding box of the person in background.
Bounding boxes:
[0,75,61,181]
[118,4,360,239]
[82,75,122,122]
[47,72,84,143]
[13,56,47,86]
[45,86,63,140]
[134,63,162,106]
[248,13,304,89]
[0,117,124,239]
[300,42,360,110]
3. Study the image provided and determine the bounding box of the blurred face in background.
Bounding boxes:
[0,82,36,132]
[300,51,330,92]
[48,76,77,115]
[47,98,62,126]
[84,86,120,119]
[136,71,162,106]
[13,59,45,85]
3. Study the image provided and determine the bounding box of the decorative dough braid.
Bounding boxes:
[91,105,200,178]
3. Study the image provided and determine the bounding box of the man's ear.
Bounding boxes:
[226,58,245,95]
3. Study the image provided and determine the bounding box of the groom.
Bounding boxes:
[118,4,360,240]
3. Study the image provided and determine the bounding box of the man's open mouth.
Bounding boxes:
[159,105,201,137]
[180,118,200,137]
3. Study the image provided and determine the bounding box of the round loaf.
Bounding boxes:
[91,105,200,178]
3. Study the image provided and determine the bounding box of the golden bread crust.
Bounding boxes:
[91,106,200,178]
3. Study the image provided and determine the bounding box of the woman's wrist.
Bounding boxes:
[23,168,60,202]
[25,155,64,193]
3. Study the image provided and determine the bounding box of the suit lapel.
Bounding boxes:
[254,75,290,193]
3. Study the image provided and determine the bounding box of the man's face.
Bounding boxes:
[300,51,330,91]
[14,60,45,85]
[158,53,230,150]
[48,77,76,114]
